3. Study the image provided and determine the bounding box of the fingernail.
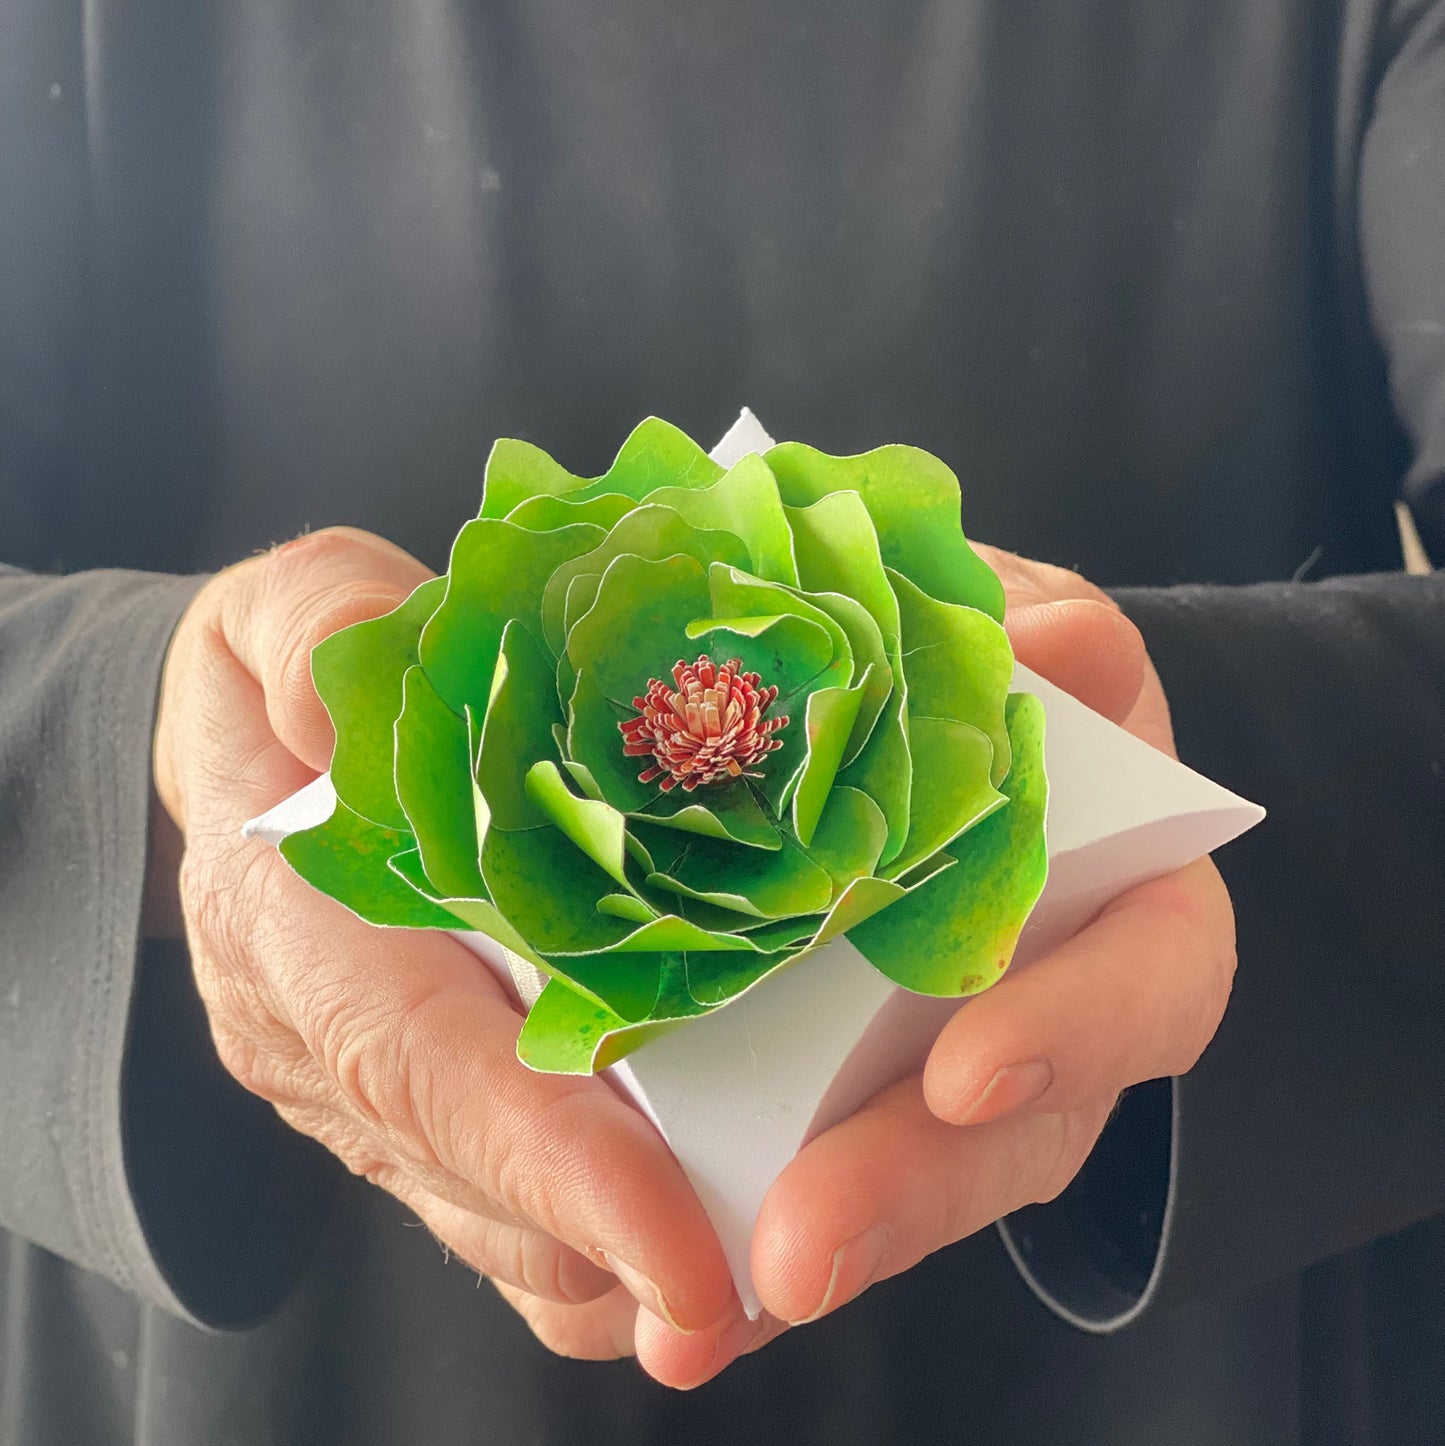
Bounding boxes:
[955,1057,1054,1124]
[602,1252,690,1334]
[788,1222,893,1325]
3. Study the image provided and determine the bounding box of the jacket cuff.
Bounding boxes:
[999,573,1445,1330]
[0,569,334,1329]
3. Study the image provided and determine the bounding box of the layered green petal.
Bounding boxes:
[504,492,637,532]
[783,489,900,643]
[393,665,485,898]
[890,567,1013,786]
[420,518,603,715]
[789,668,871,846]
[849,693,1048,994]
[647,453,799,585]
[312,575,447,829]
[765,442,1005,621]
[641,828,833,920]
[565,553,712,705]
[473,619,565,833]
[481,417,722,520]
[524,760,638,892]
[541,506,750,654]
[387,848,549,968]
[883,717,1006,878]
[279,800,463,929]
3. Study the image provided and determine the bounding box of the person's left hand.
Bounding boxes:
[502,549,1239,1387]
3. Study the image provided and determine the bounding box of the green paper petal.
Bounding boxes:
[646,453,799,585]
[682,948,800,1007]
[630,785,782,851]
[542,505,750,655]
[546,916,762,957]
[848,692,1048,995]
[783,490,901,643]
[597,893,660,923]
[386,848,548,968]
[765,442,1005,621]
[883,716,1006,879]
[644,830,833,920]
[473,621,565,832]
[504,492,636,532]
[565,553,712,706]
[703,566,855,813]
[836,640,913,865]
[516,979,637,1073]
[891,567,1013,787]
[795,590,892,765]
[393,666,485,898]
[704,565,853,692]
[483,417,723,520]
[419,518,603,716]
[568,417,724,505]
[564,668,649,807]
[312,575,447,830]
[480,824,758,968]
[279,801,462,929]
[562,573,603,642]
[811,851,956,946]
[789,667,871,847]
[682,612,837,705]
[806,786,889,897]
[519,958,729,1074]
[524,760,636,891]
[478,437,585,520]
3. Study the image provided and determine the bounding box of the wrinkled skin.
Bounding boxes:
[152,527,1235,1388]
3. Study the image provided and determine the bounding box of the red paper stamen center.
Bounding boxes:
[618,655,789,793]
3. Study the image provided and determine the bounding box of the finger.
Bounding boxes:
[923,859,1236,1127]
[400,1184,616,1305]
[633,1303,788,1390]
[210,850,735,1332]
[972,544,1111,612]
[225,526,435,770]
[492,1280,639,1362]
[159,528,434,834]
[1006,599,1146,727]
[752,1081,1114,1326]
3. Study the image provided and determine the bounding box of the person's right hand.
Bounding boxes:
[151,527,735,1359]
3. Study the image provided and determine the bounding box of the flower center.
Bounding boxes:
[619,655,789,793]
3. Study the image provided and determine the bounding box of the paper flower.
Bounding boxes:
[279,419,1048,1073]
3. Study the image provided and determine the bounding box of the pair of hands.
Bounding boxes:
[151,527,1236,1389]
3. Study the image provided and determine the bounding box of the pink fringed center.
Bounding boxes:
[619,656,789,792]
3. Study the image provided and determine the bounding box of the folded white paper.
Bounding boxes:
[245,409,1264,1319]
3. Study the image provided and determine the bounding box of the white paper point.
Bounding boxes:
[242,410,1265,1320]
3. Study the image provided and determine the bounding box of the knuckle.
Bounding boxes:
[311,989,398,1130]
[263,526,375,579]
[306,981,460,1176]
[210,1027,267,1097]
[257,532,411,743]
[472,1220,571,1301]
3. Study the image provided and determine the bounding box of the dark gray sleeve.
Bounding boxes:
[998,0,1445,1330]
[1002,570,1445,1327]
[0,566,336,1328]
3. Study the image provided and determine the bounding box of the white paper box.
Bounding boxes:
[246,410,1265,1318]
